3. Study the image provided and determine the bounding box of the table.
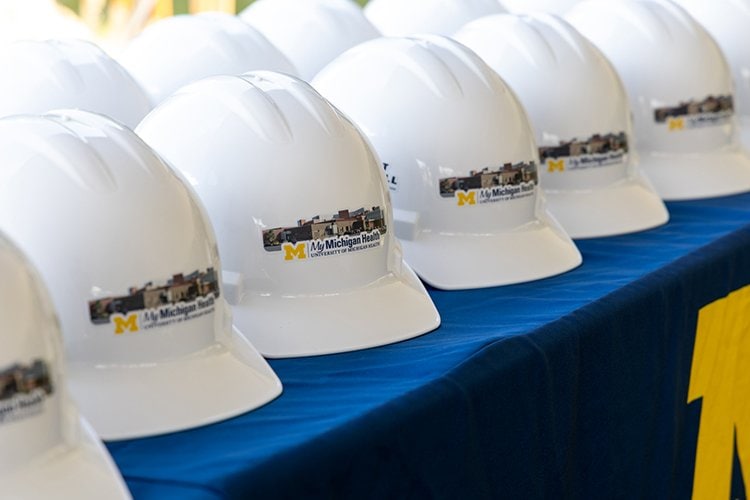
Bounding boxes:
[108,193,750,499]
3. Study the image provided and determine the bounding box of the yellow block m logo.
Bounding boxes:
[283,242,307,261]
[547,159,565,173]
[688,284,750,499]
[456,191,476,207]
[113,314,139,334]
[668,117,685,131]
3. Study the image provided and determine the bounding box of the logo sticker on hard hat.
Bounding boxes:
[539,132,629,173]
[263,206,387,261]
[88,269,220,335]
[0,359,53,426]
[439,162,538,206]
[654,95,734,131]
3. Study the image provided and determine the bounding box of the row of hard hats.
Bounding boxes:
[2,0,750,497]
[0,93,438,498]
[4,0,745,220]
[364,0,750,197]
[1,0,748,147]
[0,52,447,500]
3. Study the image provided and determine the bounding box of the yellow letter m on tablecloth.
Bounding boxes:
[688,284,750,499]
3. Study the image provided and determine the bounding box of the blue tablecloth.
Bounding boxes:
[108,193,750,499]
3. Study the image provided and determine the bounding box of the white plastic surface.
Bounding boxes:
[499,0,581,16]
[240,0,380,80]
[364,0,506,36]
[138,72,440,358]
[0,111,282,440]
[673,0,750,150]
[454,14,668,238]
[0,234,130,499]
[0,39,151,128]
[120,12,297,104]
[0,0,93,44]
[314,36,582,289]
[567,0,750,200]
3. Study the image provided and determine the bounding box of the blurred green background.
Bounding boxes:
[57,0,368,14]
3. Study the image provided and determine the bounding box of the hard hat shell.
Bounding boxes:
[0,0,93,44]
[499,0,581,16]
[673,0,750,150]
[567,0,750,201]
[454,13,669,239]
[313,36,582,290]
[0,232,130,499]
[239,0,380,80]
[0,110,282,440]
[364,0,505,36]
[137,71,440,358]
[0,39,150,129]
[120,12,297,104]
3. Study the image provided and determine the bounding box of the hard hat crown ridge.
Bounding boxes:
[238,71,350,140]
[14,113,172,191]
[0,39,151,128]
[402,35,500,96]
[240,0,380,80]
[121,12,297,104]
[138,70,440,358]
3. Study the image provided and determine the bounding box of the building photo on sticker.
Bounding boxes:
[539,131,628,160]
[439,162,538,198]
[654,95,734,126]
[88,269,220,324]
[263,207,387,252]
[0,360,53,425]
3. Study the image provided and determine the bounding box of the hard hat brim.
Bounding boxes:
[542,174,670,239]
[1,416,130,499]
[66,329,282,441]
[399,212,582,290]
[640,148,750,201]
[231,264,441,358]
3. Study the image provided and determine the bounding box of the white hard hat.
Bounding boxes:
[454,14,669,239]
[0,110,282,440]
[0,0,93,44]
[137,71,440,358]
[0,232,130,499]
[239,0,380,80]
[672,0,750,150]
[120,12,297,104]
[567,0,750,201]
[364,0,506,36]
[313,36,582,290]
[499,0,581,16]
[0,39,150,129]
